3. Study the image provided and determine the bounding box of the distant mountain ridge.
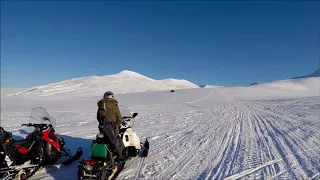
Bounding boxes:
[7,70,199,97]
[293,68,320,79]
[246,68,320,87]
[249,82,259,86]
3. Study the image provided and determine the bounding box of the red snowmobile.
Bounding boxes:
[0,107,83,180]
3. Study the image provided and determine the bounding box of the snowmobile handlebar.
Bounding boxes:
[22,123,52,129]
[21,123,34,127]
[122,113,138,120]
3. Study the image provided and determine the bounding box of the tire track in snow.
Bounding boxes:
[224,146,320,180]
[237,102,306,179]
[202,89,320,180]
[146,88,236,180]
[151,91,218,180]
[144,111,206,161]
[117,88,320,180]
[219,98,320,180]
[166,97,176,103]
[246,102,320,179]
[234,101,279,179]
[120,102,213,179]
[172,92,239,179]
[186,88,214,104]
[202,88,243,180]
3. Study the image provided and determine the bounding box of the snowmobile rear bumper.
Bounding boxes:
[77,159,125,180]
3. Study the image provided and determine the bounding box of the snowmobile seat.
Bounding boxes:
[91,156,110,162]
[8,138,36,158]
[11,139,31,146]
[94,133,109,144]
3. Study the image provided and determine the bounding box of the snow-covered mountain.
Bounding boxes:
[6,70,199,97]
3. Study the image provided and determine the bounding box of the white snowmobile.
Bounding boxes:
[119,106,149,158]
[77,105,149,180]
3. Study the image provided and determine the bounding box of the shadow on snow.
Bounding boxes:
[35,134,93,180]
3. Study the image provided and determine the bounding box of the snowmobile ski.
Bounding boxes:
[134,138,149,180]
[107,165,118,180]
[61,147,83,165]
[139,138,149,158]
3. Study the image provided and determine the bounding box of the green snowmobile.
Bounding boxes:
[77,106,149,180]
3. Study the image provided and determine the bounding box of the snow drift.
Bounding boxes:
[203,77,320,100]
[251,77,320,91]
[6,70,199,97]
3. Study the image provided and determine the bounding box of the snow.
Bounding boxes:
[5,70,199,97]
[203,85,224,88]
[1,76,320,180]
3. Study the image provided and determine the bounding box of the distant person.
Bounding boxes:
[97,91,125,161]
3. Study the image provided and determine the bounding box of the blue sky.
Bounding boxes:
[1,1,319,87]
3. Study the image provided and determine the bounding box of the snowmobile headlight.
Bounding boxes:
[84,165,93,171]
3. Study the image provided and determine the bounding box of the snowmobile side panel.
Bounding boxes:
[44,141,61,164]
[122,128,141,150]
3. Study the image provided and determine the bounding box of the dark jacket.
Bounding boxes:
[97,98,122,136]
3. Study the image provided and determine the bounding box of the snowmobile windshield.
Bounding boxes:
[29,107,56,128]
[118,105,133,118]
[118,105,136,127]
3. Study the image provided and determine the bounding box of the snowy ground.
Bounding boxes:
[1,87,320,180]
